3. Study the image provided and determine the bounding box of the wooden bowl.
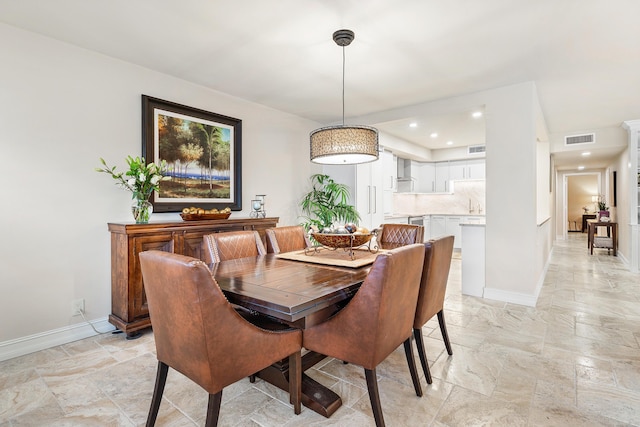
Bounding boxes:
[311,232,372,249]
[180,212,231,221]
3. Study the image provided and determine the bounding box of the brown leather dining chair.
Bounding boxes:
[376,223,424,248]
[139,250,302,427]
[265,225,311,254]
[202,230,266,263]
[302,244,425,427]
[412,235,455,384]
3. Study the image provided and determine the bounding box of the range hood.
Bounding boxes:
[397,158,416,181]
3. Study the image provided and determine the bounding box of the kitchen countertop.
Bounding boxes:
[386,213,486,219]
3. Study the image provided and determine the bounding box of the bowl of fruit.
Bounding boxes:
[180,206,232,221]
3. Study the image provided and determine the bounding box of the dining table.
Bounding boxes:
[209,247,384,417]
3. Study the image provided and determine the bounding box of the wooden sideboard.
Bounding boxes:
[108,217,279,337]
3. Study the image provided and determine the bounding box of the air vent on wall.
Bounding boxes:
[467,145,486,154]
[564,133,595,145]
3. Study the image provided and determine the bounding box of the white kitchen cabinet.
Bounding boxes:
[448,161,466,182]
[355,160,385,230]
[445,216,462,249]
[430,215,446,238]
[416,162,436,193]
[434,163,450,192]
[381,149,396,191]
[449,159,485,180]
[423,215,431,240]
[467,158,485,179]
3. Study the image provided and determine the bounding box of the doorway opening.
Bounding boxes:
[564,173,600,236]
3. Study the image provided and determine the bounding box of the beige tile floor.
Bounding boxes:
[2,233,640,426]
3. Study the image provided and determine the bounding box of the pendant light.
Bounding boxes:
[310,29,379,164]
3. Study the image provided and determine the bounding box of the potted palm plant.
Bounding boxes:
[300,174,360,232]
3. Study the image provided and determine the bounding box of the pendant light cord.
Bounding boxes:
[341,45,346,126]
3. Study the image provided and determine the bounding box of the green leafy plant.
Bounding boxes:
[300,174,360,231]
[96,156,167,201]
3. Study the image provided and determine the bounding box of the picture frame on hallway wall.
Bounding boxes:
[142,95,242,212]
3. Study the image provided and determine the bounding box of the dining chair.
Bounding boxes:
[265,225,311,254]
[202,230,266,263]
[376,223,424,248]
[139,250,302,427]
[412,235,455,384]
[302,244,425,427]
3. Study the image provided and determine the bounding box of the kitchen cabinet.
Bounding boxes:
[467,159,486,179]
[423,215,431,239]
[381,150,396,214]
[381,149,396,191]
[356,160,385,230]
[445,216,462,249]
[423,215,483,249]
[416,162,436,193]
[449,159,485,180]
[434,163,450,192]
[430,215,446,239]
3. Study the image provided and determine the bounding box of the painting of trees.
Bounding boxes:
[155,112,233,200]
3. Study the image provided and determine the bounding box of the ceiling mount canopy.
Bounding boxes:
[310,29,379,165]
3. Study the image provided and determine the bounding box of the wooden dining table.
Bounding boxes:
[209,250,378,417]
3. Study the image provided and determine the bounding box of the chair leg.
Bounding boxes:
[364,368,386,427]
[205,391,222,427]
[146,361,169,427]
[413,328,432,384]
[289,351,302,414]
[437,310,453,355]
[403,337,423,396]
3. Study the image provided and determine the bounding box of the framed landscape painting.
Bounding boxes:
[142,95,242,212]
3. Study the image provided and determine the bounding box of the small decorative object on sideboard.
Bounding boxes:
[250,194,267,218]
[96,156,167,224]
[180,206,231,220]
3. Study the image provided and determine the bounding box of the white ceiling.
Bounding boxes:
[1,0,638,169]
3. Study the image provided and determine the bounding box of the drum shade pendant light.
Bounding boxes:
[310,29,379,164]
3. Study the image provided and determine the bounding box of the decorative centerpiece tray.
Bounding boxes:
[309,232,378,260]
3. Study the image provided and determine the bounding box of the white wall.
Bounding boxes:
[348,82,553,305]
[0,23,321,355]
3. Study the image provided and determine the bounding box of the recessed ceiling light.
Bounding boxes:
[472,111,483,119]
[430,132,438,138]
[446,141,453,146]
[409,122,417,128]
[581,151,591,156]
[578,166,585,170]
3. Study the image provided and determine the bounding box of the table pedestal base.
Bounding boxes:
[255,351,341,418]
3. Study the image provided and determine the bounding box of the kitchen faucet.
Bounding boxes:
[468,198,475,214]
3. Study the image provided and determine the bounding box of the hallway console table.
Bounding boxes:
[108,217,279,337]
[587,220,617,256]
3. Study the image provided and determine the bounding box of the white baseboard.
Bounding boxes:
[0,317,116,362]
[482,246,553,308]
[482,287,538,307]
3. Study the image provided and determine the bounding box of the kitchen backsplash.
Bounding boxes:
[393,180,485,215]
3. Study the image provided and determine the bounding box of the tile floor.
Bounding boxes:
[2,233,640,426]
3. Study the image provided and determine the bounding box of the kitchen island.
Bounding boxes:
[460,219,485,297]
